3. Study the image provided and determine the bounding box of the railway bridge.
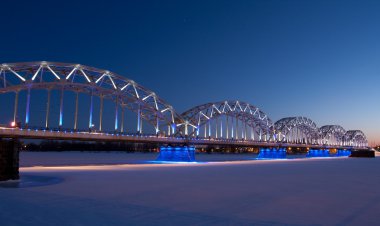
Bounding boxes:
[0,62,369,180]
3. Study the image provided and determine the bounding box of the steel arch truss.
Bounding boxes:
[274,117,320,144]
[178,100,273,140]
[344,130,368,147]
[0,62,179,133]
[319,125,346,145]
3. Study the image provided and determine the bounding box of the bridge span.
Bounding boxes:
[0,61,372,180]
[0,61,368,148]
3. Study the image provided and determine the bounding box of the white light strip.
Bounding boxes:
[46,66,61,80]
[120,83,130,91]
[252,108,258,115]
[188,123,197,129]
[212,105,221,114]
[221,103,226,113]
[31,66,42,81]
[142,93,152,101]
[8,67,26,82]
[161,107,170,113]
[95,73,107,83]
[226,103,233,111]
[65,67,77,80]
[200,112,209,119]
[210,108,214,117]
[79,69,91,83]
[132,84,140,98]
[237,102,243,111]
[108,75,117,89]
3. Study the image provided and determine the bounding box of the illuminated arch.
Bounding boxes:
[344,130,368,147]
[319,125,346,145]
[0,61,180,134]
[178,100,273,141]
[274,117,320,144]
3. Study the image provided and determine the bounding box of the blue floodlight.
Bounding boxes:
[157,146,196,162]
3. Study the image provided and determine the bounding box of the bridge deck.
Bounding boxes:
[0,127,367,150]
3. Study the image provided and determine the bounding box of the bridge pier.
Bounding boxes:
[349,149,375,158]
[336,149,351,157]
[258,147,286,159]
[157,146,195,162]
[0,138,20,181]
[306,149,330,157]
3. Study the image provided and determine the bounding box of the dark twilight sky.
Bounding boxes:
[1,0,380,143]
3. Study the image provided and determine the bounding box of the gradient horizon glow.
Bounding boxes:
[1,0,379,144]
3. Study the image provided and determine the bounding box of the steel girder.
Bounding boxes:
[178,100,273,137]
[319,125,346,145]
[0,61,179,130]
[274,117,320,144]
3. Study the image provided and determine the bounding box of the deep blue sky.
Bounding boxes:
[1,0,380,143]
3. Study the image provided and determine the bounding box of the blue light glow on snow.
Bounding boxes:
[307,149,330,158]
[258,147,286,159]
[157,146,196,162]
[336,149,351,157]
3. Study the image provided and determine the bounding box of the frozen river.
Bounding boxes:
[1,151,380,225]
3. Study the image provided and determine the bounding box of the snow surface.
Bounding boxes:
[19,151,308,167]
[1,152,380,225]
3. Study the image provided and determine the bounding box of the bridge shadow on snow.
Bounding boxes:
[0,174,63,188]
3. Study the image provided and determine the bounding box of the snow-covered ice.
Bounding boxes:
[1,151,380,225]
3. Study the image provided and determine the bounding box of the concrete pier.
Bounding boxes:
[349,149,375,158]
[0,139,20,181]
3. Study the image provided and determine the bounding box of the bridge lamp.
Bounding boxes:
[10,121,16,127]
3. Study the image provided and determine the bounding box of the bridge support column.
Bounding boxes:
[231,117,234,139]
[0,139,19,181]
[204,123,207,138]
[208,120,211,138]
[171,123,176,136]
[59,88,64,128]
[89,92,93,130]
[155,116,159,135]
[99,95,104,131]
[25,87,31,127]
[226,115,229,139]
[114,98,118,132]
[13,91,19,124]
[215,118,218,138]
[45,89,51,129]
[74,92,79,130]
[137,104,141,134]
[235,118,238,140]
[220,118,223,138]
[121,107,125,133]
